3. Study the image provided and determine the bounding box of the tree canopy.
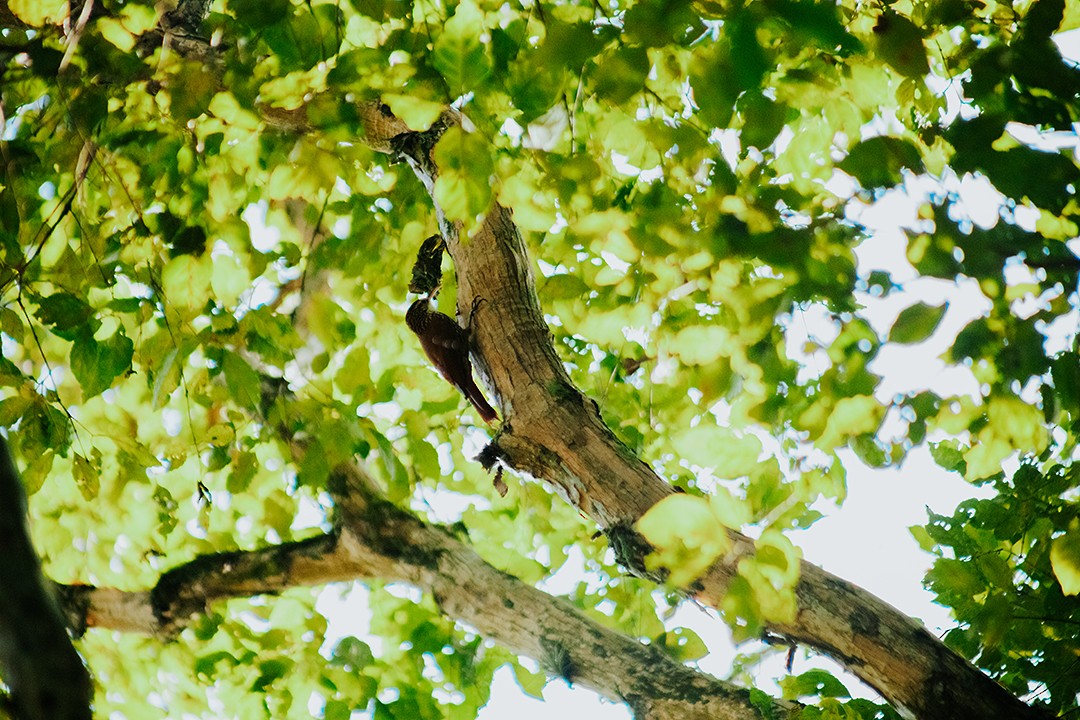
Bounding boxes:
[0,0,1079,718]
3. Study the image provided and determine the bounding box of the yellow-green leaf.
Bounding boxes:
[817,395,883,449]
[671,424,762,478]
[638,494,730,587]
[511,661,546,698]
[382,94,444,132]
[1050,525,1080,596]
[70,328,134,400]
[433,126,494,223]
[161,254,213,319]
[72,451,100,501]
[432,0,491,95]
[9,0,65,25]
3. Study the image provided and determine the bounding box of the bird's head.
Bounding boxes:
[405,297,432,334]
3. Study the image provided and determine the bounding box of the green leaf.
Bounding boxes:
[253,658,293,691]
[222,351,262,411]
[655,627,708,662]
[511,660,546,698]
[592,46,650,104]
[964,397,1048,480]
[432,0,492,95]
[909,525,936,552]
[872,11,929,78]
[324,701,352,720]
[0,395,31,426]
[381,94,445,132]
[151,347,182,409]
[850,433,888,467]
[671,423,762,478]
[299,440,330,489]
[153,484,179,536]
[638,494,730,587]
[888,302,948,344]
[0,187,20,245]
[840,136,925,188]
[1052,353,1080,416]
[20,450,55,497]
[738,92,788,150]
[928,441,966,472]
[373,430,410,503]
[780,669,850,699]
[225,450,258,493]
[195,651,239,679]
[541,273,590,301]
[168,61,218,123]
[1021,0,1065,39]
[726,10,769,92]
[624,0,705,48]
[770,0,864,55]
[0,307,23,342]
[72,451,100,500]
[983,147,1080,214]
[161,253,213,319]
[228,0,290,29]
[1050,524,1080,595]
[70,328,133,399]
[432,126,494,223]
[817,396,883,449]
[689,44,737,128]
[35,293,94,339]
[331,636,374,669]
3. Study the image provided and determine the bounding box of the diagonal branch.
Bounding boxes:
[351,106,1050,720]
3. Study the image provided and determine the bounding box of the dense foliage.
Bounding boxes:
[0,0,1078,716]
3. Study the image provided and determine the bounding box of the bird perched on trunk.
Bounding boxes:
[405,297,498,424]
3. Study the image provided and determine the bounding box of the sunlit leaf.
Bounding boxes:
[161,254,213,319]
[511,661,546,698]
[655,627,708,662]
[1050,525,1080,596]
[638,494,730,587]
[433,126,494,223]
[9,0,65,25]
[432,0,491,95]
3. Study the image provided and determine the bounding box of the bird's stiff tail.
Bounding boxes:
[464,380,498,424]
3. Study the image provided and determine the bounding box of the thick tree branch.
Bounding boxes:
[59,461,794,720]
[0,436,92,720]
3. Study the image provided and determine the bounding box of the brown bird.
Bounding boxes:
[405,297,498,424]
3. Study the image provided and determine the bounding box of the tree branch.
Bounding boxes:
[59,461,796,720]
[0,436,92,720]
[365,112,1050,720]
